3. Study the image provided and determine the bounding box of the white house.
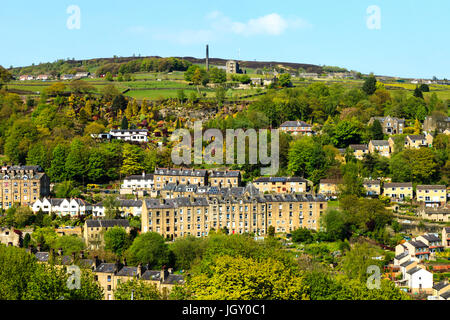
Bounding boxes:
[92,199,142,218]
[120,172,154,195]
[31,198,91,218]
[405,266,433,294]
[109,129,149,142]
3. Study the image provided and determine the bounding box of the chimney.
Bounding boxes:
[137,263,143,277]
[160,265,169,282]
[206,44,209,71]
[94,256,101,268]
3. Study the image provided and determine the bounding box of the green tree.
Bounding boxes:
[103,195,122,219]
[121,116,129,130]
[362,75,377,95]
[413,86,423,99]
[48,145,68,182]
[278,73,292,87]
[341,243,382,283]
[126,232,170,268]
[171,236,206,270]
[14,206,34,228]
[51,236,85,255]
[105,72,113,81]
[291,228,314,243]
[369,119,384,140]
[104,226,130,256]
[65,139,88,183]
[114,279,161,300]
[121,144,144,176]
[184,255,308,300]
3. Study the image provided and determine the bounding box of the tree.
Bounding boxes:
[125,232,170,268]
[121,116,129,130]
[112,95,128,115]
[104,226,130,256]
[121,144,144,176]
[49,145,68,182]
[54,181,81,198]
[341,243,382,283]
[171,236,206,270]
[105,72,113,81]
[419,84,430,92]
[101,84,120,101]
[208,67,226,84]
[0,65,12,88]
[369,119,384,140]
[14,206,34,228]
[65,139,88,183]
[51,236,85,255]
[413,86,424,99]
[362,75,377,95]
[114,279,161,300]
[103,195,121,219]
[184,255,308,300]
[291,228,314,243]
[323,209,350,241]
[87,149,107,183]
[268,225,275,237]
[278,73,292,87]
[4,118,39,165]
[338,162,365,198]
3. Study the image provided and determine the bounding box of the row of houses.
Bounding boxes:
[91,129,149,143]
[18,72,91,81]
[348,133,434,160]
[319,179,447,201]
[32,248,183,300]
[392,230,449,297]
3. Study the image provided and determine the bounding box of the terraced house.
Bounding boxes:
[141,187,327,239]
[120,172,154,195]
[349,144,369,160]
[383,182,413,201]
[416,185,447,207]
[0,165,50,209]
[404,134,433,149]
[208,170,241,188]
[368,116,405,135]
[363,180,381,197]
[253,177,311,194]
[368,140,392,158]
[83,219,130,250]
[153,168,208,189]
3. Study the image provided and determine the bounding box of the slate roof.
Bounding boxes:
[163,274,185,285]
[35,252,49,262]
[85,219,130,228]
[432,281,449,291]
[406,267,424,275]
[395,252,409,260]
[253,177,308,183]
[116,266,140,277]
[400,260,415,268]
[155,168,207,177]
[209,170,241,178]
[94,263,120,273]
[370,140,390,146]
[440,291,450,300]
[409,240,428,249]
[141,270,161,281]
[384,182,413,188]
[420,233,441,243]
[280,120,312,128]
[349,144,368,150]
[416,185,446,190]
[124,174,154,181]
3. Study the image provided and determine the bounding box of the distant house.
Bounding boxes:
[19,75,34,81]
[0,227,22,247]
[83,219,130,250]
[250,78,263,86]
[74,72,90,79]
[416,185,447,207]
[405,265,433,294]
[36,74,50,81]
[423,116,450,134]
[349,144,369,160]
[418,206,449,222]
[442,227,450,248]
[92,199,143,218]
[404,134,433,149]
[279,120,313,136]
[253,176,311,194]
[318,179,341,198]
[61,74,74,80]
[383,182,413,201]
[369,116,405,135]
[368,140,392,158]
[120,172,154,195]
[209,170,241,188]
[31,197,92,218]
[226,60,241,74]
[298,73,318,78]
[363,180,381,196]
[109,129,148,142]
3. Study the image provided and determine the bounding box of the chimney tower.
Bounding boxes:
[206,44,209,71]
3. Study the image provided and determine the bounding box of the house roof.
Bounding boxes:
[407,135,425,140]
[420,233,441,242]
[406,266,426,275]
[209,170,241,178]
[416,185,446,190]
[363,180,381,185]
[280,120,312,128]
[141,270,161,281]
[155,168,207,177]
[85,219,130,228]
[320,179,342,184]
[124,174,154,181]
[254,176,308,183]
[440,291,450,300]
[400,260,415,268]
[409,240,428,248]
[384,182,413,188]
[116,266,141,277]
[370,140,390,146]
[163,274,185,285]
[432,281,449,291]
[395,252,409,260]
[94,263,120,273]
[349,144,368,150]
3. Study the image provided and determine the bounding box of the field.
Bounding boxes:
[7,70,450,103]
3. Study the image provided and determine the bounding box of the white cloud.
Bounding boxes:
[127,12,310,45]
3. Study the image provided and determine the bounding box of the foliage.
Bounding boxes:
[126,232,170,268]
[104,226,130,256]
[114,279,161,300]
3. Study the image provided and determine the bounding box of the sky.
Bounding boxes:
[0,0,449,79]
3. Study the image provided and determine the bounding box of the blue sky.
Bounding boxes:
[1,0,449,79]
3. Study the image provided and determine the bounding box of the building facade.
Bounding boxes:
[153,168,208,190]
[279,121,313,136]
[383,182,413,201]
[253,177,310,194]
[369,116,405,135]
[416,185,447,207]
[83,219,131,250]
[0,165,50,209]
